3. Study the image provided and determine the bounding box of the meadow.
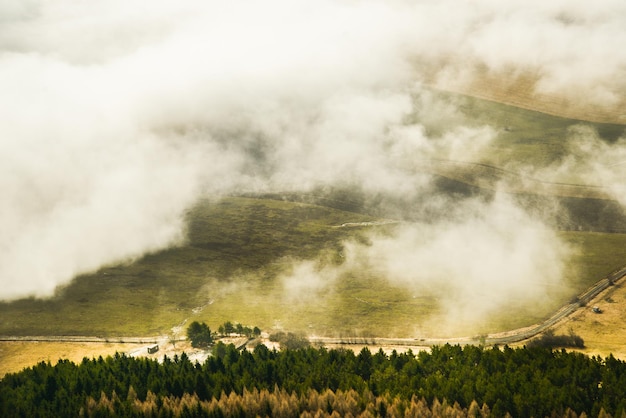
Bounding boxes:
[1,195,625,339]
[1,94,625,340]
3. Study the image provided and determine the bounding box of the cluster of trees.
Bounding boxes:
[269,331,310,350]
[187,322,214,348]
[217,321,261,338]
[2,344,626,417]
[528,330,585,349]
[187,321,263,348]
[83,387,496,417]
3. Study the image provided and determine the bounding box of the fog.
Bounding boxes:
[532,125,626,205]
[279,194,572,334]
[1,0,625,319]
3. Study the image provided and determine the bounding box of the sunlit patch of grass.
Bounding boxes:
[0,341,145,377]
[559,231,626,290]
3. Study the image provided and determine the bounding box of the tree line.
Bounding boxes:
[216,321,261,338]
[1,344,626,417]
[187,321,263,348]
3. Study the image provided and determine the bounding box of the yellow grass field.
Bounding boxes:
[553,280,626,360]
[0,342,143,377]
[436,67,626,124]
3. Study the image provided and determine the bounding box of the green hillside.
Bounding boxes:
[1,195,625,339]
[1,94,625,339]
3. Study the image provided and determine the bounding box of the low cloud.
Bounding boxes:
[349,195,572,332]
[1,0,624,300]
[529,126,626,205]
[279,261,341,305]
[278,194,572,334]
[272,194,577,336]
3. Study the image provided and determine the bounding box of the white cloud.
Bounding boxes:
[531,126,626,205]
[279,261,341,304]
[337,195,572,331]
[1,0,623,300]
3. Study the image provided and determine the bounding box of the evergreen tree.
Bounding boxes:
[187,321,214,348]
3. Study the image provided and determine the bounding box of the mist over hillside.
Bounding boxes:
[1,0,625,330]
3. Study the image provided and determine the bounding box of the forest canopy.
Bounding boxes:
[1,344,626,417]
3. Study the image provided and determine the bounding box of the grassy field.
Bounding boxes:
[429,90,625,172]
[0,197,375,337]
[437,68,626,125]
[1,93,625,346]
[1,195,625,340]
[0,341,144,378]
[554,280,626,360]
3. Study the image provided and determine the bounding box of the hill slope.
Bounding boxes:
[1,93,625,342]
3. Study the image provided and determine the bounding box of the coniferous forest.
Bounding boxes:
[2,344,626,417]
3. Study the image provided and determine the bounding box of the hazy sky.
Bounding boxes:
[1,0,625,302]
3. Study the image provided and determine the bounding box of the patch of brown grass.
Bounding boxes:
[0,341,143,377]
[553,281,626,359]
[435,66,626,124]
